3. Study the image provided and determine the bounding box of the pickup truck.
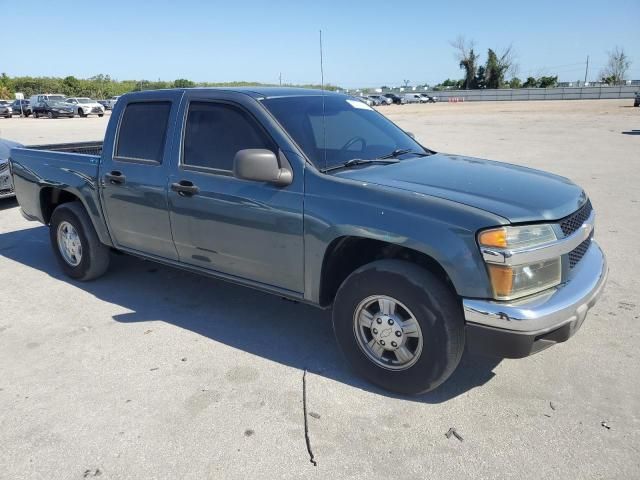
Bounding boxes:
[8,87,608,394]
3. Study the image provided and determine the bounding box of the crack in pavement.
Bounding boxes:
[303,369,317,466]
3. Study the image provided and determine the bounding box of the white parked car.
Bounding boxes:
[105,96,121,109]
[403,93,423,104]
[65,97,105,117]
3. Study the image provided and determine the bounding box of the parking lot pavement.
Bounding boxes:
[1,100,639,479]
[0,112,110,145]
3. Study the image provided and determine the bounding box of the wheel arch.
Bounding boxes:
[318,235,457,307]
[39,186,113,246]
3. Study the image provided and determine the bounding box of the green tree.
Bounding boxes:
[475,65,486,89]
[522,77,538,88]
[451,36,479,89]
[600,46,631,85]
[537,76,558,88]
[484,47,514,89]
[173,78,196,88]
[62,76,81,95]
[0,85,12,99]
[508,77,522,88]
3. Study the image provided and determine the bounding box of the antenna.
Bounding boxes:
[320,29,325,90]
[320,29,327,171]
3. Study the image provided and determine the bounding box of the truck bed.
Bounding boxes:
[27,141,103,156]
[10,142,104,226]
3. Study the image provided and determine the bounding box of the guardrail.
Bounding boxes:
[408,85,638,102]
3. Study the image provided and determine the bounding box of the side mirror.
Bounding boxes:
[405,131,416,139]
[233,149,293,187]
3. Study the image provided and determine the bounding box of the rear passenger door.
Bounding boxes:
[100,92,182,260]
[167,91,305,293]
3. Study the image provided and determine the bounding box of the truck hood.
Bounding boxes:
[337,153,587,223]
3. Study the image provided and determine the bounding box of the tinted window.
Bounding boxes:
[183,102,273,171]
[116,102,171,162]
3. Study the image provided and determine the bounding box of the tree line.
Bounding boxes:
[0,73,339,99]
[433,37,631,91]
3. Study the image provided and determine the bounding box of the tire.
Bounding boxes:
[78,108,87,118]
[332,259,464,395]
[49,202,110,281]
[98,113,104,117]
[47,111,53,119]
[33,111,39,118]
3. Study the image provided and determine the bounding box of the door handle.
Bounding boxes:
[171,180,200,196]
[105,171,126,185]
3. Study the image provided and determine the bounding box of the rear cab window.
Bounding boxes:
[115,102,172,163]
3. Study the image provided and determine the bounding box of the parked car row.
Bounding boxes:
[355,92,438,106]
[0,94,109,118]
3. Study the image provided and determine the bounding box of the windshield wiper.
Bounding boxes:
[377,148,430,159]
[320,158,400,173]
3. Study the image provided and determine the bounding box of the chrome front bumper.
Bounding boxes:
[463,241,607,357]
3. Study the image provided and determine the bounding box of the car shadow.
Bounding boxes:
[621,130,640,135]
[0,224,501,403]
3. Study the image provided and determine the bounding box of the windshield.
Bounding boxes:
[261,95,425,170]
[76,98,92,103]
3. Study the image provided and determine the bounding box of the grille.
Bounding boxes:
[0,161,8,173]
[560,200,592,236]
[569,236,592,268]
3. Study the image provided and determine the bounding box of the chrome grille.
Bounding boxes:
[560,200,592,236]
[560,200,594,269]
[569,236,592,268]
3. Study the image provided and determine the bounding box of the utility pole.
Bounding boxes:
[584,55,589,85]
[279,72,282,86]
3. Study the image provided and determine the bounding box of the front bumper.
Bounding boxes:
[463,241,608,358]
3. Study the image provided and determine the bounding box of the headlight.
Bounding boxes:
[479,224,561,300]
[478,224,557,249]
[486,259,561,300]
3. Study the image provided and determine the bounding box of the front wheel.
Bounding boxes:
[49,202,110,281]
[98,113,104,117]
[47,111,54,119]
[332,259,464,394]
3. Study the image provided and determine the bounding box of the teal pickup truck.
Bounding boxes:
[8,88,608,394]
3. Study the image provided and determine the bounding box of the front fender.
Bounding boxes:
[303,170,509,302]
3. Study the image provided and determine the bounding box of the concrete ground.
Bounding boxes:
[0,100,638,479]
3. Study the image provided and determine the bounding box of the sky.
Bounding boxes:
[4,0,640,88]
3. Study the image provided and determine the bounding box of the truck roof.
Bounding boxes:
[123,87,343,100]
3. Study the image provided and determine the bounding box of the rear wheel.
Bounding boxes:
[49,202,110,281]
[332,259,464,394]
[47,111,53,119]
